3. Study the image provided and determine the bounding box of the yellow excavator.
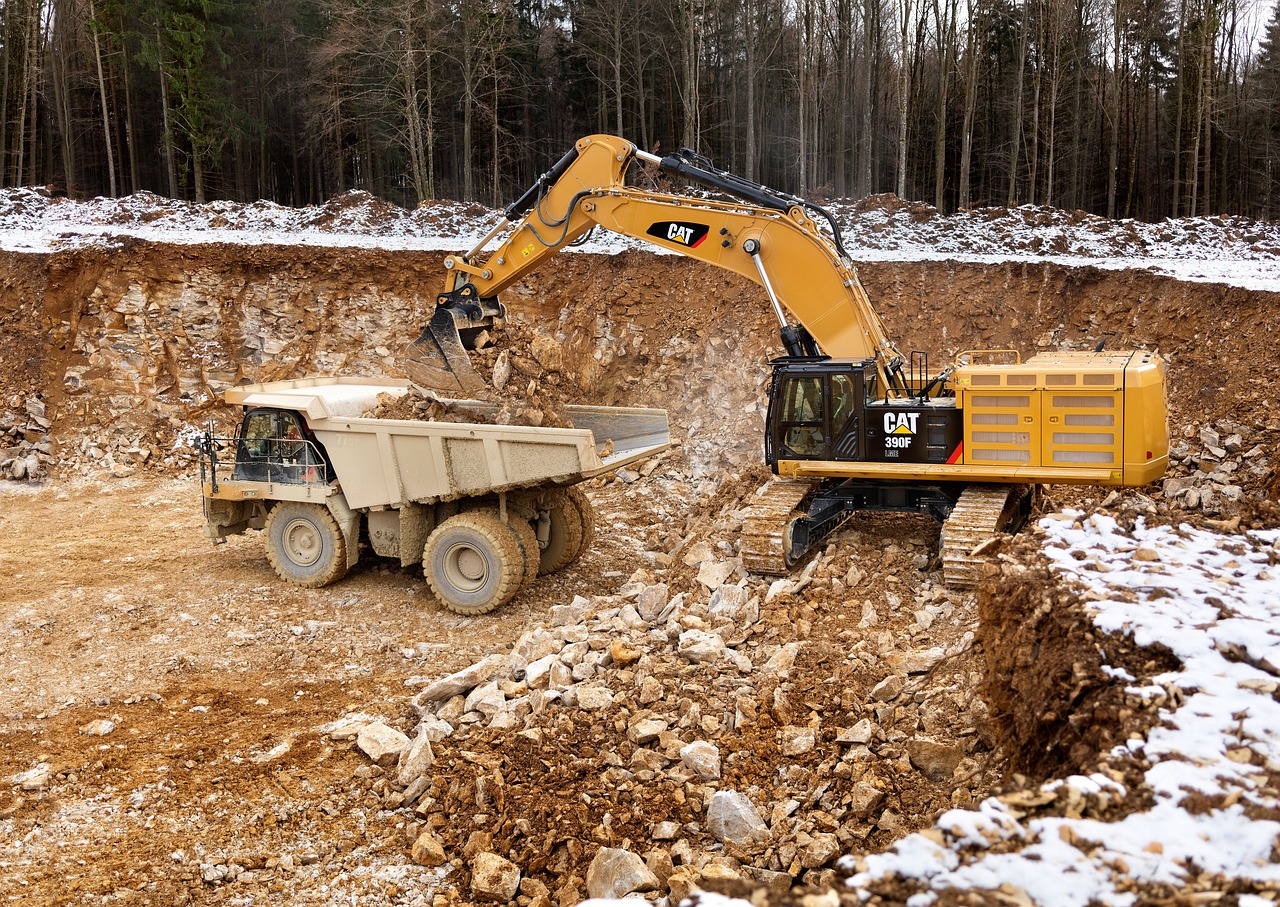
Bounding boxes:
[406,134,1168,587]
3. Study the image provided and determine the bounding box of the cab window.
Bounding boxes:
[831,374,856,437]
[779,376,828,457]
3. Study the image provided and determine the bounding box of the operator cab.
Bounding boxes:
[232,408,330,484]
[765,358,963,469]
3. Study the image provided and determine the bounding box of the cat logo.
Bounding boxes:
[884,412,919,435]
[646,221,710,249]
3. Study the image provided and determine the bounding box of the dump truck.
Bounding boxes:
[198,376,670,614]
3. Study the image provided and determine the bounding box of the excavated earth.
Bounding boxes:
[1,241,1278,907]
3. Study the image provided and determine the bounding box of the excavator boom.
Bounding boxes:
[406,134,905,394]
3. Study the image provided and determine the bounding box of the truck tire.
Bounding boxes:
[423,512,528,615]
[507,515,541,590]
[536,486,595,575]
[264,501,349,588]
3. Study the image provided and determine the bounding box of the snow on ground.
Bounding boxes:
[841,514,1280,906]
[1,187,1277,292]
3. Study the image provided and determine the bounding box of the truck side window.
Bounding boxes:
[779,377,828,457]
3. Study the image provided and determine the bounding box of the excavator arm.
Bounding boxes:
[406,134,906,395]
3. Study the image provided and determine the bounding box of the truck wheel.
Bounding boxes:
[423,512,527,615]
[507,516,541,590]
[264,502,349,588]
[536,486,595,575]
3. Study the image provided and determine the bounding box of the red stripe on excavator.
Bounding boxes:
[946,442,963,464]
[691,234,707,248]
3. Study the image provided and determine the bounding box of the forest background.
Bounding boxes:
[2,0,1279,222]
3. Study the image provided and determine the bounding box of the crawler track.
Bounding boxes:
[740,479,817,575]
[940,484,1027,588]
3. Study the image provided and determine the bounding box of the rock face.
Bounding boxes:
[470,852,521,902]
[706,790,768,844]
[586,847,660,899]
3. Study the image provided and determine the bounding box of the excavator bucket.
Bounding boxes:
[403,305,486,395]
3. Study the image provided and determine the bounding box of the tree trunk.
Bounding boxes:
[957,0,979,208]
[88,0,117,197]
[896,0,911,198]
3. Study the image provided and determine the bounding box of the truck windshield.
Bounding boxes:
[232,410,325,484]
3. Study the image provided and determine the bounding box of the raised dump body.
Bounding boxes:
[199,376,670,614]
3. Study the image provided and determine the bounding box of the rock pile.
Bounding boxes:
[0,395,53,480]
[323,511,1000,905]
[1158,418,1278,525]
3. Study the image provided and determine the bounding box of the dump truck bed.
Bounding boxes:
[223,377,670,511]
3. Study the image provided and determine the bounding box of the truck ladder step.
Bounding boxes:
[940,484,1027,590]
[741,479,818,576]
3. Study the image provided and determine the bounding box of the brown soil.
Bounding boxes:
[2,241,1278,905]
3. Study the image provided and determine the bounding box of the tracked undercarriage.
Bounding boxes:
[741,479,1035,588]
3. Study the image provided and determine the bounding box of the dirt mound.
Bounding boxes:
[976,539,1178,779]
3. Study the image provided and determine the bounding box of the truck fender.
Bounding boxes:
[325,493,362,570]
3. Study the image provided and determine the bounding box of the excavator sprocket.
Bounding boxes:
[939,484,1031,589]
[740,479,818,576]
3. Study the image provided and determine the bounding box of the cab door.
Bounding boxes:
[768,365,863,462]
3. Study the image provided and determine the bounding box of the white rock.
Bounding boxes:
[617,603,646,630]
[780,725,816,755]
[636,584,669,621]
[627,716,668,744]
[762,642,802,674]
[576,684,615,710]
[464,681,507,717]
[708,585,758,624]
[525,653,558,689]
[765,578,794,602]
[651,821,680,841]
[900,646,945,674]
[79,719,116,736]
[549,661,574,690]
[551,599,589,626]
[696,559,736,590]
[418,715,455,742]
[682,540,713,567]
[11,764,51,791]
[471,852,521,902]
[799,831,840,869]
[706,790,767,844]
[396,727,435,786]
[586,847,659,900]
[837,718,874,744]
[514,628,562,662]
[560,641,590,667]
[678,629,728,663]
[414,653,507,703]
[356,722,410,765]
[492,351,512,390]
[680,741,722,780]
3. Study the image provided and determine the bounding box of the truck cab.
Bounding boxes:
[231,408,330,485]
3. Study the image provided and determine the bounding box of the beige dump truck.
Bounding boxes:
[198,377,670,614]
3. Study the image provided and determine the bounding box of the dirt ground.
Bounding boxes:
[2,239,1278,906]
